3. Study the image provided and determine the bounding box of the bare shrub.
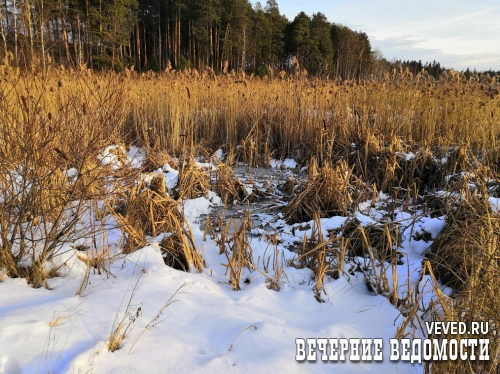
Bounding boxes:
[0,70,130,287]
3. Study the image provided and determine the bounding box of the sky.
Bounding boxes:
[252,0,500,71]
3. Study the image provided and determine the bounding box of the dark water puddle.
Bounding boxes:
[202,166,304,234]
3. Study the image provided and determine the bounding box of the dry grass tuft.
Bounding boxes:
[111,180,203,272]
[337,218,400,262]
[176,159,211,200]
[426,189,499,291]
[117,185,179,252]
[287,215,343,300]
[142,151,175,173]
[284,161,369,224]
[159,233,189,271]
[216,214,256,291]
[108,307,141,352]
[363,145,442,193]
[419,193,450,218]
[159,220,203,273]
[48,316,69,328]
[130,186,177,237]
[395,169,500,373]
[14,264,59,289]
[215,164,249,204]
[74,250,114,295]
[214,207,285,291]
[397,257,500,374]
[398,148,442,192]
[277,177,295,200]
[287,213,402,303]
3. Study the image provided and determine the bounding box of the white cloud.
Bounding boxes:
[251,0,500,71]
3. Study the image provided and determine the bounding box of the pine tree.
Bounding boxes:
[92,0,137,70]
[251,4,271,74]
[264,0,285,68]
[309,12,332,75]
[285,11,311,72]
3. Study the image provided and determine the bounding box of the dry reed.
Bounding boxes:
[284,161,369,224]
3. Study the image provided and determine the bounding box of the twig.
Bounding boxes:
[128,282,190,354]
[222,325,257,357]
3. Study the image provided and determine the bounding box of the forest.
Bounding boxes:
[0,0,463,78]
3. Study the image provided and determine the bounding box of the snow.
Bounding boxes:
[269,158,297,170]
[290,216,348,242]
[127,146,146,169]
[182,196,213,222]
[489,197,500,214]
[215,148,225,161]
[402,152,416,161]
[195,161,216,170]
[141,165,179,191]
[1,146,475,374]
[98,145,126,171]
[66,168,78,180]
[420,217,445,239]
[164,170,179,190]
[0,241,416,374]
[206,191,223,206]
[354,212,376,226]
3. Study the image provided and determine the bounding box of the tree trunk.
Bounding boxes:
[176,4,180,68]
[61,17,72,66]
[13,0,18,65]
[135,22,141,70]
[241,23,247,73]
[24,0,34,67]
[85,0,91,64]
[71,22,78,64]
[0,11,8,62]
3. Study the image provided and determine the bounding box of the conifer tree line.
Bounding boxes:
[0,0,468,78]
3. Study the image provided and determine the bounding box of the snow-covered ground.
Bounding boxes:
[0,149,461,374]
[0,239,421,374]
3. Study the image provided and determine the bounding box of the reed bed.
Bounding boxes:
[426,169,500,291]
[392,167,500,373]
[123,68,500,171]
[1,65,500,372]
[0,65,498,174]
[1,66,497,160]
